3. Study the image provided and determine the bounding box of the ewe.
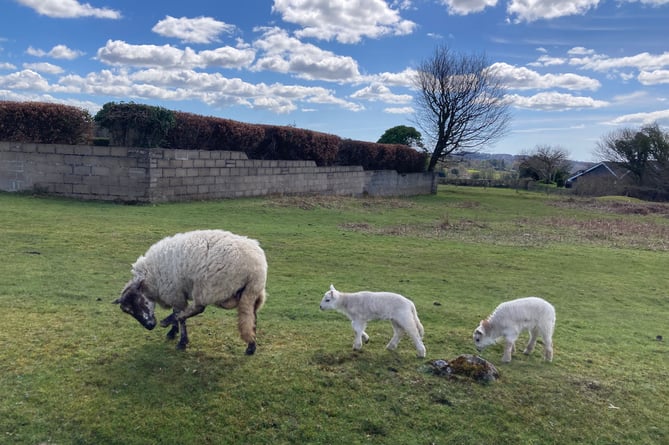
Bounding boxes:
[114,230,267,355]
[319,284,426,357]
[473,296,555,363]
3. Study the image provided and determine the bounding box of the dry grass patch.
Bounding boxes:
[552,196,669,216]
[267,194,414,211]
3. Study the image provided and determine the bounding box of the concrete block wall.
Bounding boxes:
[0,141,436,202]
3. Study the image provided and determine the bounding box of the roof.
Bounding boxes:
[566,162,630,184]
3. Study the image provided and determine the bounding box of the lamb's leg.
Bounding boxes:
[524,327,539,355]
[386,320,403,351]
[543,335,554,362]
[502,338,515,363]
[402,320,427,358]
[351,320,367,350]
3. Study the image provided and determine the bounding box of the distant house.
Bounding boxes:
[565,162,632,194]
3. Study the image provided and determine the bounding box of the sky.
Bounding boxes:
[1,1,668,162]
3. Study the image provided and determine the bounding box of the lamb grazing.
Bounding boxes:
[319,284,426,358]
[113,229,267,355]
[473,296,555,363]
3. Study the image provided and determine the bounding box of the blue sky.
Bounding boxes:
[1,0,668,161]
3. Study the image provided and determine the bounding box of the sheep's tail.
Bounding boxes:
[412,304,424,338]
[237,281,266,352]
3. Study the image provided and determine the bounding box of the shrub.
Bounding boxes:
[94,102,175,147]
[337,139,426,173]
[0,101,93,144]
[165,112,265,152]
[250,126,341,166]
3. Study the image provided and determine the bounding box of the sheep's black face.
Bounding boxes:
[114,280,157,330]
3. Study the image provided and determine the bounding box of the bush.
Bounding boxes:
[165,112,265,152]
[250,126,341,166]
[0,101,93,144]
[94,102,175,148]
[337,139,426,173]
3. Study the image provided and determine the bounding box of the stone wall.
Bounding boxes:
[0,141,436,202]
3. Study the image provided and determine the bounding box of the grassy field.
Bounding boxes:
[1,186,667,445]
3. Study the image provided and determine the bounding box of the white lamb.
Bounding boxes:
[473,296,555,363]
[319,284,426,358]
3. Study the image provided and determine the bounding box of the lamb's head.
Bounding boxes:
[113,279,157,330]
[319,284,340,311]
[473,319,495,351]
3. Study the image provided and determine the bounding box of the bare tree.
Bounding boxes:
[519,145,572,184]
[413,45,511,172]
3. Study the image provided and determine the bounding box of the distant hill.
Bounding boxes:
[456,152,595,174]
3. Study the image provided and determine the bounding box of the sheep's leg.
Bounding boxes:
[237,293,261,355]
[176,319,189,350]
[351,320,367,350]
[160,310,179,340]
[524,327,539,355]
[168,304,205,350]
[386,320,403,351]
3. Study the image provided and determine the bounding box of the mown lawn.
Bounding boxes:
[1,186,667,444]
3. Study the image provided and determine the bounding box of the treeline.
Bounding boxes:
[0,101,425,173]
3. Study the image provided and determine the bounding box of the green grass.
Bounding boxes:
[1,186,667,445]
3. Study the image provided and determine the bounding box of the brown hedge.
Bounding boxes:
[249,125,341,166]
[165,112,265,152]
[0,101,92,144]
[337,139,426,173]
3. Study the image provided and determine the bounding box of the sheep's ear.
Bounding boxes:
[481,319,491,332]
[330,284,336,292]
[112,297,121,305]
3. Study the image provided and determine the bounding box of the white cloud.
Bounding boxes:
[528,55,566,67]
[26,44,84,60]
[0,69,51,91]
[56,67,364,114]
[95,40,255,70]
[638,70,669,85]
[607,109,669,126]
[0,63,17,70]
[251,27,360,81]
[506,91,609,111]
[440,0,498,15]
[272,0,416,43]
[569,51,669,72]
[489,62,601,91]
[507,0,601,23]
[364,68,417,88]
[152,16,237,44]
[625,0,669,5]
[384,106,414,114]
[15,0,120,19]
[349,84,413,103]
[22,62,64,74]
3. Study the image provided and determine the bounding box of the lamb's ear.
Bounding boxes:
[481,319,491,332]
[330,284,336,292]
[112,297,121,305]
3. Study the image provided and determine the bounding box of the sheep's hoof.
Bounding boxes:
[245,342,256,355]
[160,313,176,328]
[176,340,188,350]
